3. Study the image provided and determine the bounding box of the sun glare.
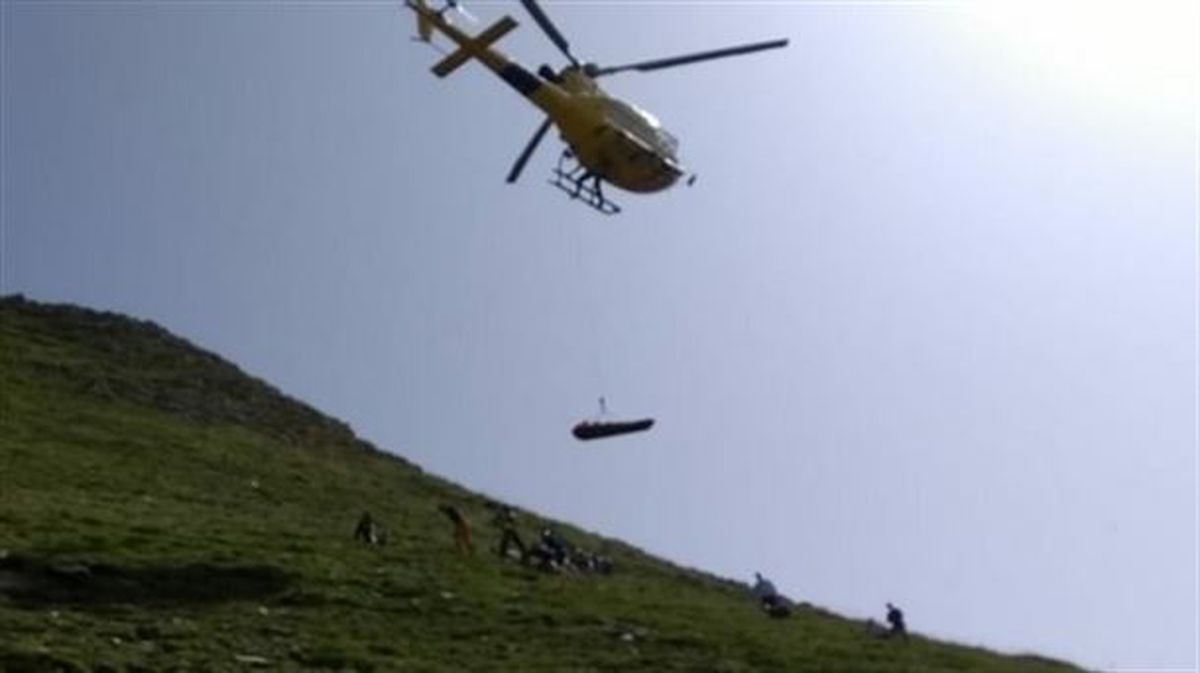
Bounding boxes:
[962,0,1198,122]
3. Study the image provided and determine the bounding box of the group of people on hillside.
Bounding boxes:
[352,502,613,575]
[750,571,908,640]
[353,509,909,639]
[488,503,614,574]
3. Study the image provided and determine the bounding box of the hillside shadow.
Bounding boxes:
[0,553,292,608]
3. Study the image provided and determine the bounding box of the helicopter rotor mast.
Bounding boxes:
[517,0,788,78]
[518,0,580,67]
[504,0,788,184]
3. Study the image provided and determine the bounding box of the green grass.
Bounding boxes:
[0,296,1083,672]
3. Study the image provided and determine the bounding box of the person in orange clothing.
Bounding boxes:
[438,504,474,554]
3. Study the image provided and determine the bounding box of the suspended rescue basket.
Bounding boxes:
[571,397,654,441]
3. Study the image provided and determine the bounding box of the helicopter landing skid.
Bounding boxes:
[549,155,621,215]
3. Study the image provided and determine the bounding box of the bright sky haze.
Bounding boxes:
[2,1,1196,670]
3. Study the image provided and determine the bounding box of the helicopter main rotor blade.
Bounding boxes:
[519,0,580,66]
[506,117,554,184]
[592,38,789,77]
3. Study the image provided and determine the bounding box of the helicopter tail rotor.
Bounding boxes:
[408,0,481,46]
[444,0,478,24]
[410,0,436,42]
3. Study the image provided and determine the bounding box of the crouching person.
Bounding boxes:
[751,572,792,618]
[885,603,909,641]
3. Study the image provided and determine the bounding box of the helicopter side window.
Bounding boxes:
[604,105,635,130]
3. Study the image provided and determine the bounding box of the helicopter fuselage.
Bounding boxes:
[548,72,684,193]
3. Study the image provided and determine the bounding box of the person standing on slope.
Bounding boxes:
[885,603,909,641]
[439,504,474,555]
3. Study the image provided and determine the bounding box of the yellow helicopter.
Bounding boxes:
[406,0,788,213]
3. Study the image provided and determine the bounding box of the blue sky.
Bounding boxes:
[3,1,1196,669]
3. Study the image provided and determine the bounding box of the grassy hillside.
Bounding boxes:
[0,296,1081,672]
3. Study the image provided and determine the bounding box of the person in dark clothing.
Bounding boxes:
[540,528,568,566]
[750,572,791,617]
[491,506,526,559]
[885,603,908,640]
[438,504,474,554]
[570,547,596,572]
[353,511,378,545]
[593,555,614,575]
[751,572,779,604]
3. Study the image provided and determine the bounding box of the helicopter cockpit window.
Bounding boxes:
[605,100,678,158]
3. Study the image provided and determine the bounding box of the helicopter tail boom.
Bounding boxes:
[406,0,517,77]
[405,0,569,119]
